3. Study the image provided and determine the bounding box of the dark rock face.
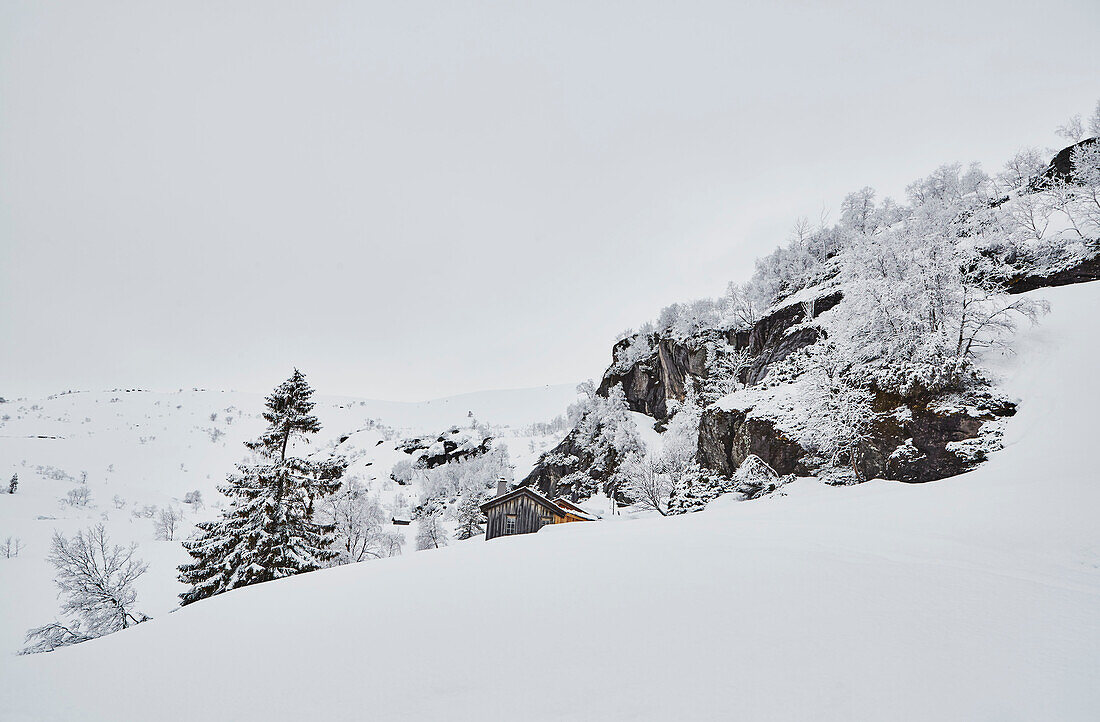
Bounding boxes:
[697,408,805,477]
[1039,137,1097,186]
[695,391,1017,484]
[598,291,843,421]
[742,292,841,385]
[867,392,1016,483]
[1005,253,1100,295]
[397,430,491,469]
[598,335,711,419]
[520,426,622,501]
[519,431,577,499]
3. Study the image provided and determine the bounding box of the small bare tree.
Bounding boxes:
[155,506,182,541]
[416,508,448,551]
[23,524,149,654]
[2,536,24,558]
[618,452,672,516]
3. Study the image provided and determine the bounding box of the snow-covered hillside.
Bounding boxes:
[1,283,1096,720]
[0,384,578,660]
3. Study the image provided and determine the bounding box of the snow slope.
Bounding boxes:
[2,283,1099,720]
[0,385,576,664]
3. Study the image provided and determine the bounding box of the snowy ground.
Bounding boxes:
[0,384,577,665]
[2,283,1099,720]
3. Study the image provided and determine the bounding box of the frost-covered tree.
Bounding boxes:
[1048,141,1100,240]
[622,391,704,515]
[2,536,24,558]
[178,369,346,606]
[320,481,404,563]
[618,452,672,515]
[24,524,149,654]
[721,282,763,330]
[454,493,487,540]
[390,457,414,485]
[8,473,17,494]
[825,166,1046,394]
[701,341,753,404]
[840,186,877,234]
[556,382,644,501]
[416,507,448,550]
[1056,114,1086,144]
[183,490,204,511]
[997,148,1055,241]
[793,345,877,480]
[155,506,182,541]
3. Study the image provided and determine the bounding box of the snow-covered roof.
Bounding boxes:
[480,485,594,521]
[551,497,599,521]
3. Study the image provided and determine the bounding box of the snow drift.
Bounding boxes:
[1,284,1098,720]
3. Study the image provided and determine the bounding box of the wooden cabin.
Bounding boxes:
[480,482,594,541]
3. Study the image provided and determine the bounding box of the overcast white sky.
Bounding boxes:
[1,0,1097,401]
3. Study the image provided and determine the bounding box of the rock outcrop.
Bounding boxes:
[1004,252,1100,294]
[397,428,491,469]
[598,290,842,421]
[533,141,1099,499]
[697,390,1016,485]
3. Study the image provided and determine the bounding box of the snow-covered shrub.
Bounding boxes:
[667,463,733,515]
[63,485,93,508]
[37,465,72,482]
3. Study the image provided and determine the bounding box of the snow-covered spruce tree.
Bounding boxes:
[9,473,17,494]
[666,463,731,514]
[23,524,149,654]
[178,369,346,606]
[454,493,487,540]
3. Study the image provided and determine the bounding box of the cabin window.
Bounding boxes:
[541,515,553,527]
[504,514,516,535]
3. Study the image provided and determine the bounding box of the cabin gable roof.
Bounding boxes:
[480,486,565,516]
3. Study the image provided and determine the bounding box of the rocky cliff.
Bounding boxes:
[597,290,843,421]
[526,140,1100,498]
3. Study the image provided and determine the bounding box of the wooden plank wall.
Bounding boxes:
[485,495,562,540]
